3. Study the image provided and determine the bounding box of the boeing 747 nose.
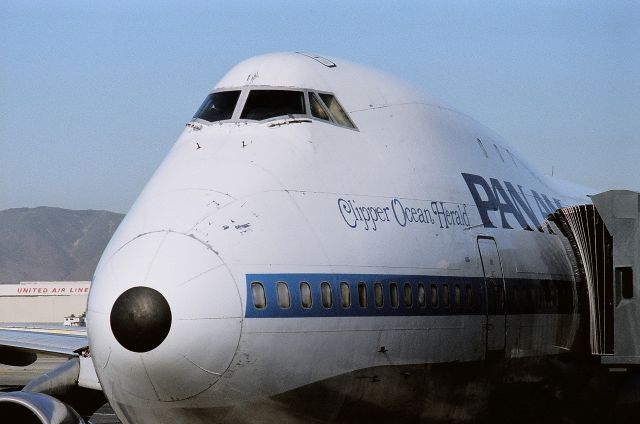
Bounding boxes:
[87,231,241,412]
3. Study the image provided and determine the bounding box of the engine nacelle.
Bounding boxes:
[0,391,84,424]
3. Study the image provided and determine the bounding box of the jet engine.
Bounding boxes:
[0,356,104,423]
[0,391,84,424]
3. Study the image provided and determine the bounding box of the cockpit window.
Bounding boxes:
[318,93,355,129]
[309,92,331,121]
[192,87,357,130]
[193,90,241,122]
[240,90,306,121]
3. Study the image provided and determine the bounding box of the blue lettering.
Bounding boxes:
[391,198,407,227]
[338,198,357,229]
[462,173,497,228]
[490,178,530,230]
[505,182,541,232]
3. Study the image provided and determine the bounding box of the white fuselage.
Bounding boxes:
[86,53,591,423]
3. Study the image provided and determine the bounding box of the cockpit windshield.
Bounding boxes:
[309,92,331,121]
[191,87,357,130]
[193,90,241,122]
[318,93,355,128]
[240,90,306,121]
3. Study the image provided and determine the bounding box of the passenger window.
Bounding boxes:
[544,285,552,307]
[430,284,438,307]
[193,90,241,123]
[529,287,536,308]
[374,282,383,308]
[240,90,306,121]
[454,285,461,306]
[321,282,332,308]
[300,282,312,309]
[390,283,399,308]
[494,144,505,162]
[417,283,426,308]
[358,283,367,307]
[318,93,356,128]
[506,149,518,167]
[309,92,331,121]
[489,283,499,311]
[276,282,290,309]
[617,267,634,299]
[251,282,266,309]
[340,282,351,308]
[465,284,473,306]
[497,285,505,309]
[476,138,488,158]
[404,283,412,307]
[443,284,450,307]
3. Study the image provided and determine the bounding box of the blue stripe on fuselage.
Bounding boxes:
[245,273,575,318]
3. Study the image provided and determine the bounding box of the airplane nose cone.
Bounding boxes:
[110,286,172,353]
[88,231,242,403]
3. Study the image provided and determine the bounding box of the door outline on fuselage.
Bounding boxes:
[477,236,507,359]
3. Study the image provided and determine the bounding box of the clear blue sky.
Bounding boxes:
[1,1,638,213]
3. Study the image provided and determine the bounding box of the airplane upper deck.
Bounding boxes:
[213,52,448,113]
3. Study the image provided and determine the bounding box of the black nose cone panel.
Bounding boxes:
[110,286,172,353]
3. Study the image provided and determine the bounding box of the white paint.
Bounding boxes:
[80,53,590,423]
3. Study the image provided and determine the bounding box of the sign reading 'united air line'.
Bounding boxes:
[0,282,91,297]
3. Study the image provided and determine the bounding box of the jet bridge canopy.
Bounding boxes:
[551,190,640,364]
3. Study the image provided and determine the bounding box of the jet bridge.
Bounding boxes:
[551,190,640,365]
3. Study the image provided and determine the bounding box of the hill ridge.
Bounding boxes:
[0,207,124,284]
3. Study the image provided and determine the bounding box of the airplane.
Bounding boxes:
[0,52,635,423]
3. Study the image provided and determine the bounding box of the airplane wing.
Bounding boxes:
[0,326,88,358]
[0,325,98,389]
[0,325,104,422]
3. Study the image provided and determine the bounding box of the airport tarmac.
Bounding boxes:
[0,353,122,423]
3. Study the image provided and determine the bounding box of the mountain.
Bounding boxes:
[0,207,124,284]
